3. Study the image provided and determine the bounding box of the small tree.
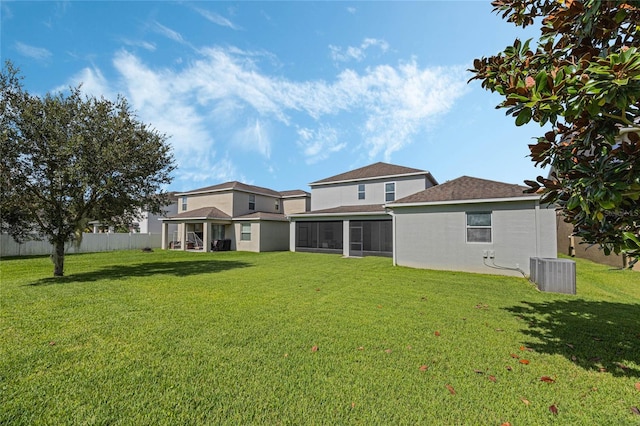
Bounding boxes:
[1,62,175,276]
[469,0,640,264]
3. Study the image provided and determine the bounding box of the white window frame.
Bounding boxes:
[240,223,251,241]
[384,182,396,202]
[275,199,280,211]
[181,196,187,211]
[249,194,256,211]
[357,184,365,200]
[466,212,492,243]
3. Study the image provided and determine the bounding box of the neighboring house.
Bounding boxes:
[387,176,557,277]
[160,181,309,252]
[88,193,179,235]
[288,162,438,257]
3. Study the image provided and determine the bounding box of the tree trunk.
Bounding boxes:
[52,239,65,277]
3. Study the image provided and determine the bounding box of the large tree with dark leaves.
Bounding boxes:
[470,0,640,264]
[1,62,175,276]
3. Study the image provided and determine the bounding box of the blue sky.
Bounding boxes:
[2,1,546,193]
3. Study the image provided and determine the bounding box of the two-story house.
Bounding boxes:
[289,162,557,277]
[159,181,309,252]
[288,162,438,257]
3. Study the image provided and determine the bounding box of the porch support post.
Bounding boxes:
[161,221,169,249]
[181,223,187,251]
[203,221,210,252]
[289,220,296,252]
[343,220,350,257]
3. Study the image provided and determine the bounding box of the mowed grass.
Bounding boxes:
[1,250,639,425]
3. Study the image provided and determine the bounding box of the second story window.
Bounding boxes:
[385,182,395,202]
[275,199,280,211]
[249,194,256,210]
[358,184,365,200]
[181,196,187,211]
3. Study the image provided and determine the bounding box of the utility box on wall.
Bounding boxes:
[530,258,576,294]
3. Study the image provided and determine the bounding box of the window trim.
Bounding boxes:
[248,194,256,211]
[275,199,280,211]
[384,182,396,202]
[466,212,492,243]
[357,183,365,200]
[240,223,251,241]
[181,196,187,211]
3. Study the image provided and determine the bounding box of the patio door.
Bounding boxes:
[349,222,363,257]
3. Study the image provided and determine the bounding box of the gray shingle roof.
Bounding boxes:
[291,204,387,216]
[178,181,282,197]
[392,176,531,204]
[167,207,231,220]
[234,212,289,221]
[310,162,430,185]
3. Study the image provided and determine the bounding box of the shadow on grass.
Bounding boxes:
[28,260,252,286]
[506,300,640,378]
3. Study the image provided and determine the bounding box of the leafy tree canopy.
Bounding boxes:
[470,0,640,264]
[1,62,175,276]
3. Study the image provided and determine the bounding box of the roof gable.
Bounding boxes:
[178,181,295,198]
[392,176,532,204]
[310,162,431,185]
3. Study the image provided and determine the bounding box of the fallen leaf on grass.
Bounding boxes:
[377,305,383,309]
[520,346,533,352]
[566,343,574,349]
[549,404,558,415]
[434,331,441,337]
[311,346,318,352]
[599,367,608,373]
[474,369,484,374]
[540,376,555,383]
[351,402,356,409]
[495,328,504,332]
[501,423,511,426]
[519,359,530,365]
[506,366,513,371]
[283,353,288,358]
[635,382,640,392]
[446,384,456,395]
[615,362,630,370]
[631,407,640,415]
[571,355,577,361]
[419,365,429,372]
[510,353,520,359]
[489,375,496,382]
[385,349,392,354]
[49,341,56,346]
[357,346,364,351]
[521,398,530,406]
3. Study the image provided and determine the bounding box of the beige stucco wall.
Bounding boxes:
[283,197,310,215]
[259,221,290,251]
[182,192,234,216]
[392,201,557,277]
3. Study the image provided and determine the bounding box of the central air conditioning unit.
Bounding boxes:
[529,258,576,294]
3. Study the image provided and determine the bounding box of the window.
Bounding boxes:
[385,182,395,202]
[181,196,187,211]
[249,194,256,210]
[358,184,365,200]
[275,199,280,211]
[466,212,492,243]
[241,223,251,241]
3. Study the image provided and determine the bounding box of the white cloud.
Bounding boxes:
[193,7,241,30]
[232,119,271,158]
[329,38,389,63]
[122,38,156,51]
[153,21,187,45]
[15,42,52,61]
[64,45,467,187]
[297,126,346,164]
[347,7,356,14]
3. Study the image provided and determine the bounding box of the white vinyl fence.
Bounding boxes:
[1,233,162,257]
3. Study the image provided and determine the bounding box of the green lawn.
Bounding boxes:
[1,250,639,424]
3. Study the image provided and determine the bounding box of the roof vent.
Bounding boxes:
[529,258,576,294]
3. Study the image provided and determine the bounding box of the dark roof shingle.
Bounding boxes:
[167,207,231,220]
[311,162,429,185]
[392,176,531,204]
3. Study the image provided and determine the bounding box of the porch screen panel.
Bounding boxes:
[296,221,342,249]
[362,220,392,252]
